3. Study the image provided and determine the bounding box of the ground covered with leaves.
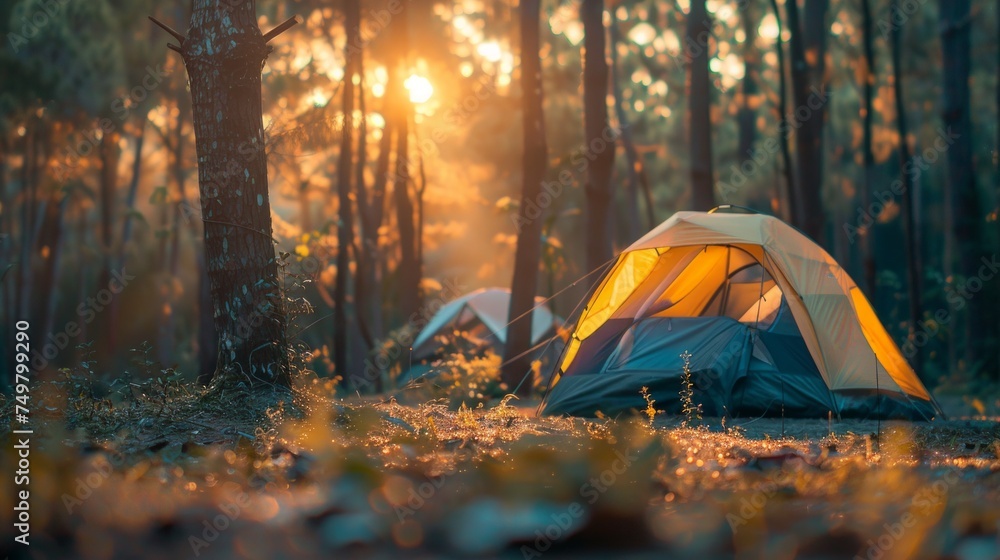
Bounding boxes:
[2,367,1000,560]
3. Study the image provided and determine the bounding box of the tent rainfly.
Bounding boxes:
[542,210,942,421]
[411,288,559,361]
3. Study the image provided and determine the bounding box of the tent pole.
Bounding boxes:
[719,245,733,316]
[753,252,778,432]
[752,254,766,334]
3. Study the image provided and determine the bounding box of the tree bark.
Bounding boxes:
[687,0,715,211]
[501,0,548,395]
[939,0,987,373]
[582,0,615,270]
[890,0,923,380]
[785,0,828,242]
[335,0,359,386]
[860,0,877,298]
[179,0,291,388]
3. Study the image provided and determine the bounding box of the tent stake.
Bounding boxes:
[780,375,785,438]
[875,355,881,454]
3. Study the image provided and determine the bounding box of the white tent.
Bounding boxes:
[412,288,558,360]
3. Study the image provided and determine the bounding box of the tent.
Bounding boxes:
[542,210,941,420]
[411,288,560,361]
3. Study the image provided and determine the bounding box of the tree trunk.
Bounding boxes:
[34,193,67,348]
[0,137,8,388]
[179,0,291,388]
[738,0,758,161]
[0,136,12,334]
[391,2,420,323]
[335,0,359,386]
[860,0,877,298]
[416,139,427,280]
[153,104,187,366]
[501,0,548,395]
[298,179,312,233]
[17,118,37,324]
[687,0,715,211]
[363,104,395,340]
[171,100,219,386]
[355,8,396,352]
[786,0,828,243]
[164,104,190,366]
[890,0,923,380]
[393,116,420,321]
[609,19,654,234]
[117,121,147,264]
[112,118,149,364]
[939,0,987,374]
[358,103,393,346]
[74,198,90,362]
[353,17,369,346]
[769,0,796,223]
[98,130,119,282]
[582,0,616,270]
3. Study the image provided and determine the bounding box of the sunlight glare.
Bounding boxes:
[477,41,503,62]
[562,21,584,46]
[628,22,656,46]
[308,87,330,108]
[759,14,779,40]
[405,74,434,104]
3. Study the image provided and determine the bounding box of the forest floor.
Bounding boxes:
[2,371,1000,560]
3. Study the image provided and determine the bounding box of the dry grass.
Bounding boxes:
[2,367,999,559]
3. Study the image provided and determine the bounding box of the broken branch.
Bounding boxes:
[263,15,301,44]
[149,16,186,43]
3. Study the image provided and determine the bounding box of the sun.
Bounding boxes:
[404,74,434,104]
